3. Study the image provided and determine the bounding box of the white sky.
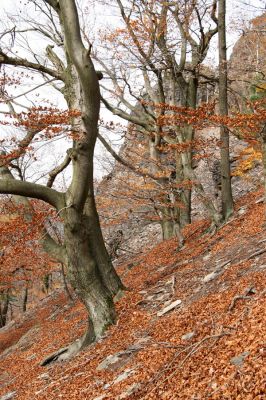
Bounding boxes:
[0,0,265,184]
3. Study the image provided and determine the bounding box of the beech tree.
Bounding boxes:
[95,0,221,239]
[218,0,233,220]
[0,0,124,358]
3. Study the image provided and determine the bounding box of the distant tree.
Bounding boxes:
[96,0,220,238]
[218,0,234,220]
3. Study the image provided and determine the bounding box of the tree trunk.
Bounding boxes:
[177,77,198,227]
[0,290,9,328]
[161,211,175,240]
[84,195,125,296]
[218,0,234,220]
[64,208,116,343]
[0,0,125,362]
[60,262,74,301]
[262,125,266,220]
[22,286,28,313]
[181,152,221,226]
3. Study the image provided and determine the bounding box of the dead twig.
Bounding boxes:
[228,287,256,312]
[139,331,231,399]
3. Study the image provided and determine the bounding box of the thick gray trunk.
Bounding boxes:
[178,77,197,226]
[64,209,116,341]
[84,196,125,296]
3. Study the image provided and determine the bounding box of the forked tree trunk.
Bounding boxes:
[57,0,124,351]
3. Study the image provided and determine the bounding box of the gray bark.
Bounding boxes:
[0,0,124,354]
[262,125,266,220]
[218,0,234,220]
[0,290,9,328]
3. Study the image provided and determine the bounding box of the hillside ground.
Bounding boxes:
[0,189,265,400]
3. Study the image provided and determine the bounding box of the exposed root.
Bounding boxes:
[40,323,96,366]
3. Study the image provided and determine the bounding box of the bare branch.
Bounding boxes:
[0,50,63,80]
[0,177,64,209]
[47,154,71,188]
[98,132,166,182]
[101,95,150,129]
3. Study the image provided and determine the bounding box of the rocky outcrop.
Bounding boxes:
[229,13,266,106]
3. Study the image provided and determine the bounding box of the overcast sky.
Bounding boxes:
[0,0,265,182]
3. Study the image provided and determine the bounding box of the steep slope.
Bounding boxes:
[0,188,265,400]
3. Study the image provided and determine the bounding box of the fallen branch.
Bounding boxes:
[228,287,256,312]
[247,248,266,260]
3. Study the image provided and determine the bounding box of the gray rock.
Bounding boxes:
[97,354,121,371]
[181,332,195,341]
[38,373,50,380]
[97,351,132,371]
[203,253,211,262]
[238,207,247,215]
[157,299,182,316]
[230,351,249,366]
[113,368,135,385]
[118,383,141,399]
[103,383,111,390]
[202,271,219,283]
[0,392,16,400]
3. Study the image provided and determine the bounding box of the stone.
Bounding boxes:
[238,207,247,215]
[97,351,131,371]
[202,271,219,283]
[97,354,120,371]
[38,373,50,380]
[157,299,182,316]
[0,392,17,400]
[181,331,195,341]
[230,351,249,367]
[118,383,141,399]
[113,368,135,385]
[203,253,211,262]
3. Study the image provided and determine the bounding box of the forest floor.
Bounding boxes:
[0,188,265,400]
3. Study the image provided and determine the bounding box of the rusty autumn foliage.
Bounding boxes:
[0,188,265,399]
[0,199,58,289]
[97,98,265,231]
[0,102,79,291]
